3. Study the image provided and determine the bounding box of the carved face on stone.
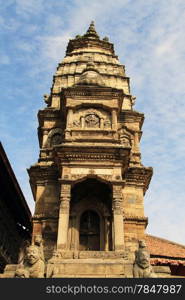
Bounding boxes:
[137,250,150,269]
[26,246,40,265]
[139,239,146,248]
[34,235,42,246]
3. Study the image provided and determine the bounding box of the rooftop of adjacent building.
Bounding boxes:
[146,234,185,266]
[0,141,31,229]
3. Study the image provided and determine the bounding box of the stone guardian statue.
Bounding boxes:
[133,240,157,278]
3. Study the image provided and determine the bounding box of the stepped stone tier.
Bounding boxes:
[3,21,177,278]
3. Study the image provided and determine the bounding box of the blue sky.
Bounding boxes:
[1,0,185,245]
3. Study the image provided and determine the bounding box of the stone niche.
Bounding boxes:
[71,108,111,129]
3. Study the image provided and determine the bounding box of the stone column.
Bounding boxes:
[42,129,49,148]
[112,109,117,130]
[70,215,76,250]
[112,185,124,251]
[104,216,109,251]
[67,108,73,128]
[134,132,140,152]
[100,118,104,129]
[57,184,71,250]
[81,116,85,128]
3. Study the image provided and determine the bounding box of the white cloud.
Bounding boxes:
[15,0,44,16]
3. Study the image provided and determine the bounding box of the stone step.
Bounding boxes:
[48,259,126,277]
[54,274,126,278]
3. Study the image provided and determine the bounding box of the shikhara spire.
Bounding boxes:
[84,21,100,39]
[27,22,154,278]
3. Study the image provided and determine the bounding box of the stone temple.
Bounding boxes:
[2,22,185,278]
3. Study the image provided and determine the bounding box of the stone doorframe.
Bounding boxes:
[57,177,125,251]
[69,198,111,251]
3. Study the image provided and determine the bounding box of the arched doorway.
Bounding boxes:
[70,178,112,251]
[79,210,100,250]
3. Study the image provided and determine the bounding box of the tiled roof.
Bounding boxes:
[146,234,185,259]
[150,258,185,266]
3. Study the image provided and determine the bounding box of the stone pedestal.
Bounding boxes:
[46,250,128,278]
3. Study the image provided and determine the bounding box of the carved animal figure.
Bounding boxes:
[16,245,45,278]
[133,240,157,278]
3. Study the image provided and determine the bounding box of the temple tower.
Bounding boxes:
[28,22,153,277]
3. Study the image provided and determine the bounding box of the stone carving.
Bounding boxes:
[43,94,51,105]
[104,119,111,128]
[46,250,61,278]
[131,96,136,106]
[46,128,63,147]
[112,198,123,215]
[85,113,100,128]
[79,250,126,259]
[51,133,62,146]
[113,185,123,214]
[73,120,81,128]
[34,234,45,262]
[133,240,157,278]
[118,127,132,147]
[103,36,109,42]
[15,245,45,278]
[14,267,30,278]
[60,199,70,212]
[120,135,131,147]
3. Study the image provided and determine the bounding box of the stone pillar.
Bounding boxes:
[104,216,109,251]
[134,132,140,152]
[100,118,104,129]
[81,116,85,128]
[57,184,71,250]
[112,109,117,130]
[70,215,76,250]
[67,108,73,128]
[112,185,124,251]
[42,129,48,148]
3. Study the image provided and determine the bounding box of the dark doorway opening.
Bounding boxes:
[79,210,100,251]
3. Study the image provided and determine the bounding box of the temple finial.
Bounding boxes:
[84,21,99,39]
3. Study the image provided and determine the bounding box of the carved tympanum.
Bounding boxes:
[85,113,100,128]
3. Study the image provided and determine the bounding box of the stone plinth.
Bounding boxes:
[46,250,129,278]
[48,258,125,278]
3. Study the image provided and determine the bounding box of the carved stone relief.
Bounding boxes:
[85,113,100,128]
[118,127,132,147]
[47,128,63,147]
[72,108,111,130]
[112,185,123,215]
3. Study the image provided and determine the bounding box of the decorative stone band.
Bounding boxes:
[48,250,127,260]
[59,184,71,213]
[125,167,153,194]
[112,198,123,215]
